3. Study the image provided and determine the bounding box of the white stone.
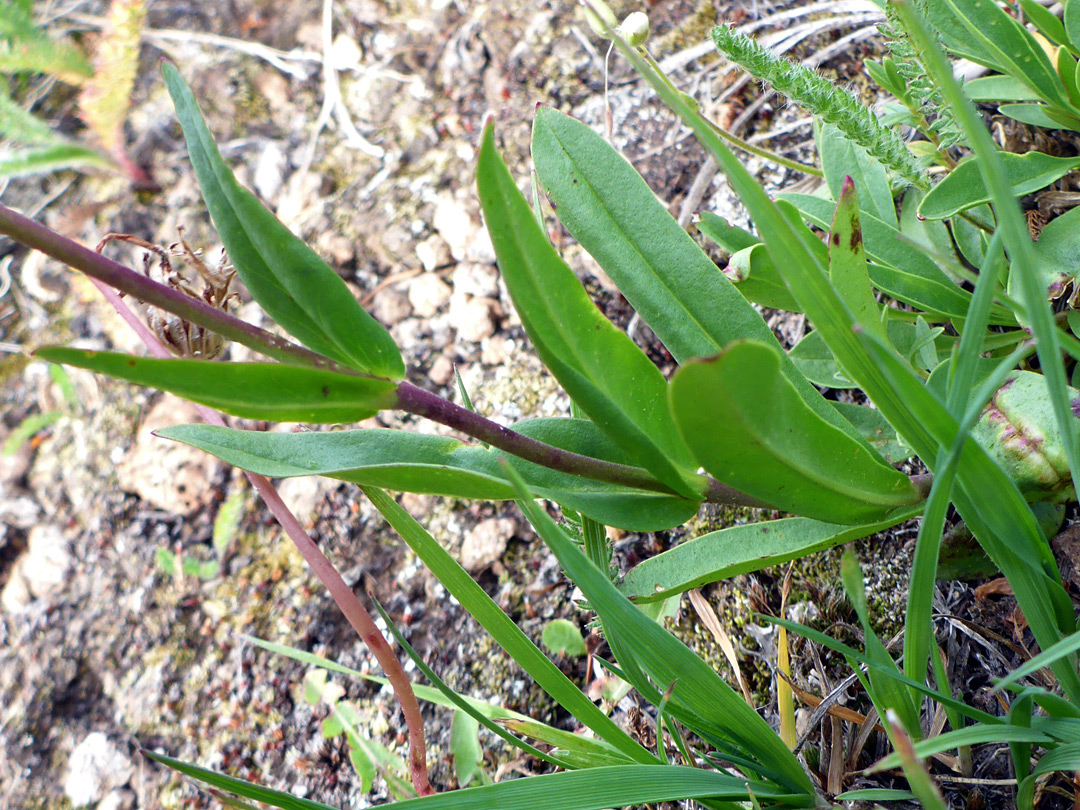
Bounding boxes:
[372,286,412,325]
[451,262,499,299]
[21,524,71,600]
[64,733,134,807]
[253,141,288,203]
[460,517,515,572]
[433,196,477,261]
[416,235,452,272]
[449,293,498,342]
[407,273,452,318]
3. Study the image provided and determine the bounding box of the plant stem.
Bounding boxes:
[396,381,768,507]
[0,202,352,374]
[88,275,434,796]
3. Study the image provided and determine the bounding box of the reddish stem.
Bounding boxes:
[88,278,434,796]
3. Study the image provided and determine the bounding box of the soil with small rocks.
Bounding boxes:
[2,1,1077,810]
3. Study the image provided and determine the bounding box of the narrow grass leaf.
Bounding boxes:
[360,486,656,765]
[894,0,1080,702]
[36,348,396,423]
[161,62,404,379]
[669,340,918,523]
[477,119,698,498]
[159,421,699,532]
[142,750,337,810]
[0,142,114,178]
[883,710,948,810]
[869,725,1051,772]
[840,552,920,736]
[503,462,815,796]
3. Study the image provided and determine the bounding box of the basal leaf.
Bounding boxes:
[829,178,889,346]
[620,509,919,602]
[531,106,872,447]
[997,102,1080,130]
[818,124,897,228]
[161,63,404,379]
[919,152,1080,220]
[669,340,919,524]
[36,348,397,423]
[477,119,699,499]
[941,0,1070,108]
[963,75,1043,102]
[505,463,815,796]
[722,243,800,311]
[158,420,700,532]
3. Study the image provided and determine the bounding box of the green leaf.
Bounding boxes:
[0,142,114,178]
[919,152,1080,220]
[212,488,245,558]
[871,725,1052,772]
[161,62,404,379]
[1024,203,1080,308]
[723,244,800,311]
[1024,0,1069,44]
[499,717,633,768]
[828,177,889,346]
[1068,0,1080,52]
[541,619,587,657]
[1019,743,1080,808]
[157,420,699,532]
[504,462,815,796]
[477,119,698,499]
[997,102,1080,129]
[669,340,920,523]
[150,749,796,810]
[830,401,913,463]
[143,750,339,810]
[449,711,484,788]
[695,211,759,253]
[940,0,1070,108]
[841,552,921,736]
[789,330,855,388]
[817,124,897,228]
[620,508,920,602]
[36,348,397,423]
[781,192,994,323]
[963,74,1044,102]
[531,106,871,447]
[360,486,657,765]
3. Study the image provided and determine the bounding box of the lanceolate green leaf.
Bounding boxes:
[621,508,920,603]
[477,120,699,499]
[531,106,874,447]
[148,750,793,810]
[782,192,1007,323]
[670,341,919,523]
[940,0,1070,108]
[829,178,889,346]
[158,420,699,532]
[36,348,396,423]
[161,62,404,380]
[504,463,815,797]
[918,152,1080,220]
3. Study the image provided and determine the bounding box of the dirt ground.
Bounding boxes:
[0,1,1068,808]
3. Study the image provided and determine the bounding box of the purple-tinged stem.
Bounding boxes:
[88,277,434,796]
[0,202,821,508]
[0,202,354,375]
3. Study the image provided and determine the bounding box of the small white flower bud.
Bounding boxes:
[618,12,650,47]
